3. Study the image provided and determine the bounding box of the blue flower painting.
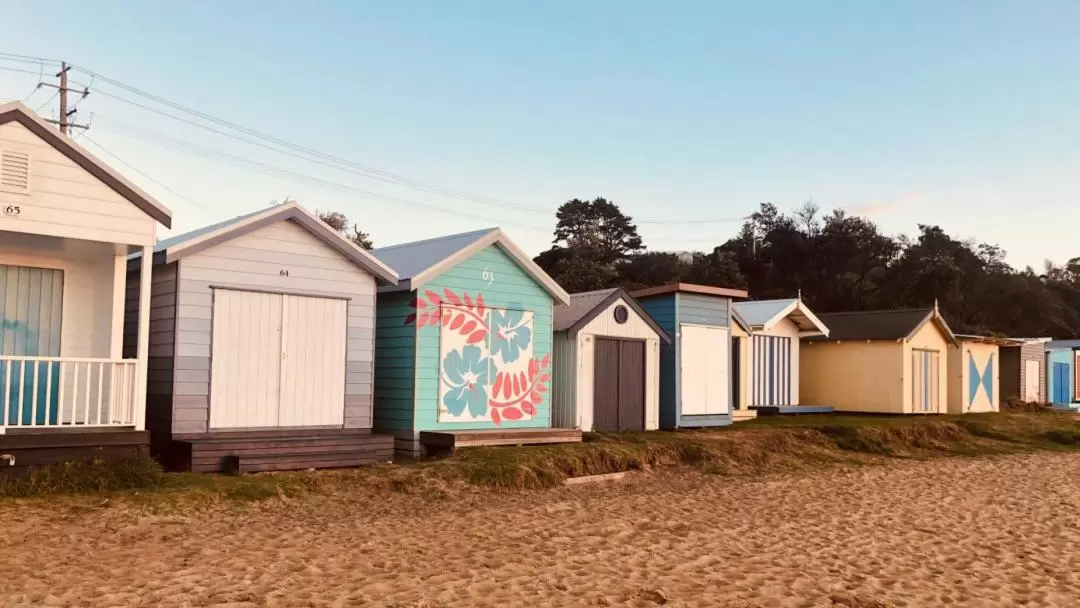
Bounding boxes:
[490,308,532,363]
[441,345,490,418]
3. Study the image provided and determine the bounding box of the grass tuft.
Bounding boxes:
[0,457,166,498]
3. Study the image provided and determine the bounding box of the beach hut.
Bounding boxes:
[631,283,749,428]
[369,228,573,456]
[551,288,671,432]
[0,102,172,476]
[1046,341,1078,406]
[999,338,1051,403]
[801,307,957,414]
[947,335,1008,414]
[730,309,753,421]
[127,202,400,472]
[733,297,830,413]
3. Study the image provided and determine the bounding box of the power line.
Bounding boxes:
[35,90,58,112]
[94,118,551,233]
[81,134,220,217]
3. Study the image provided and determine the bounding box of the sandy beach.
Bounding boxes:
[2,453,1080,607]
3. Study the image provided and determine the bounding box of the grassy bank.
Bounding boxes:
[3,410,1080,500]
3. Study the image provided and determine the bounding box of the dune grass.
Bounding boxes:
[3,410,1080,499]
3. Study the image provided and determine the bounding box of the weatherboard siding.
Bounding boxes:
[415,244,554,433]
[373,290,418,438]
[551,331,577,429]
[123,260,178,445]
[638,294,678,429]
[0,121,157,246]
[673,293,734,428]
[169,220,378,434]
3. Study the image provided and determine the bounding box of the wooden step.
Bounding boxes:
[181,428,376,442]
[224,450,388,474]
[189,435,393,455]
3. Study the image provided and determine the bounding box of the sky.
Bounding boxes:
[1,1,1078,268]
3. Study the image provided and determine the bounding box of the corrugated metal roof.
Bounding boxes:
[733,299,797,327]
[153,206,270,252]
[553,288,618,331]
[1047,339,1080,351]
[368,228,497,281]
[807,308,933,341]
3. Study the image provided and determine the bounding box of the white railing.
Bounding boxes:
[0,356,138,432]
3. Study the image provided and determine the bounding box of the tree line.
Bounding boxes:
[314,197,1080,338]
[532,198,1080,339]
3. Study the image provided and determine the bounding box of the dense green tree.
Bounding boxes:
[535,197,644,292]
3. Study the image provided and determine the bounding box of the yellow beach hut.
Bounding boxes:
[801,307,957,414]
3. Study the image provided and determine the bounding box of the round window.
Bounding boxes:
[613,305,629,324]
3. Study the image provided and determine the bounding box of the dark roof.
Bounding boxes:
[553,288,672,343]
[805,308,952,342]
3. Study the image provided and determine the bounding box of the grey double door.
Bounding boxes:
[593,338,646,432]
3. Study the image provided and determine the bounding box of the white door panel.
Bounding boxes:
[210,290,283,429]
[279,295,347,427]
[680,324,730,416]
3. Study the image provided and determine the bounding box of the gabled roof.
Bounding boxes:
[0,101,172,227]
[146,202,398,283]
[631,282,749,300]
[369,228,570,305]
[734,298,829,337]
[553,288,671,343]
[806,308,958,346]
[955,334,1028,347]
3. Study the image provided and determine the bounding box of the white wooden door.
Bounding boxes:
[210,290,283,429]
[278,294,347,427]
[680,324,730,416]
[1025,359,1041,402]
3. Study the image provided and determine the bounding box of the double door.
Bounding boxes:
[209,289,347,429]
[592,338,646,432]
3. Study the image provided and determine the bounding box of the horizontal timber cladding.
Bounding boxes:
[637,294,677,429]
[410,244,555,432]
[169,219,378,435]
[1018,342,1046,403]
[0,430,149,479]
[372,291,418,433]
[677,293,730,327]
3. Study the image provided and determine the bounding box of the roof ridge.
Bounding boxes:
[372,227,498,252]
[818,307,931,316]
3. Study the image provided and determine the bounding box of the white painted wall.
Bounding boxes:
[749,317,801,405]
[0,121,157,246]
[0,231,118,358]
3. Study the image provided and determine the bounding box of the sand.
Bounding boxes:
[2,453,1080,607]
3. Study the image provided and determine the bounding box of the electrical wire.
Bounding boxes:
[81,134,221,217]
[35,90,58,112]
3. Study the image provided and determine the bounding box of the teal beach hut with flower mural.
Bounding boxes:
[369,228,572,456]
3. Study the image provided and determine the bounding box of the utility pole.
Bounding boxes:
[40,61,89,135]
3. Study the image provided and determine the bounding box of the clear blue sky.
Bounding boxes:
[2,1,1078,268]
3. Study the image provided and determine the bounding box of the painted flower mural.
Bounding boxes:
[490,308,533,363]
[441,345,490,418]
[407,287,548,425]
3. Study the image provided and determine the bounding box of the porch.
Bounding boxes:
[0,232,155,451]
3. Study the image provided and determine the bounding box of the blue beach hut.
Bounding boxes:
[370,228,572,456]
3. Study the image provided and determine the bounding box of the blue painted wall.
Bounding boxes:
[373,290,417,432]
[408,244,554,432]
[638,294,678,428]
[638,291,734,428]
[1047,349,1074,404]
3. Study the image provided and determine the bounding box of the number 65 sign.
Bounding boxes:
[2,205,20,217]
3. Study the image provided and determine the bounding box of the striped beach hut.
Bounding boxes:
[733,297,829,410]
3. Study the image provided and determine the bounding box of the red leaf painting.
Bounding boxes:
[518,371,527,390]
[467,330,487,344]
[502,407,523,421]
[404,313,416,326]
[409,298,423,309]
[512,374,520,395]
[461,320,477,334]
[537,384,548,393]
[443,288,462,306]
[530,391,542,404]
[528,359,537,378]
[540,374,550,383]
[416,311,429,327]
[475,293,486,316]
[521,402,536,416]
[450,315,464,331]
[491,408,502,425]
[541,353,551,368]
[463,293,473,309]
[424,290,443,306]
[442,311,452,326]
[492,374,504,399]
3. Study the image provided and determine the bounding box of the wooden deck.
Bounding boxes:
[419,428,583,452]
[171,428,395,473]
[0,428,149,478]
[751,405,835,415]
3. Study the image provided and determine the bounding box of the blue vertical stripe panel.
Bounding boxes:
[0,264,64,425]
[749,334,793,406]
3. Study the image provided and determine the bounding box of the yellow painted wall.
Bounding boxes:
[731,323,750,411]
[902,322,950,414]
[800,340,904,413]
[947,341,999,414]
